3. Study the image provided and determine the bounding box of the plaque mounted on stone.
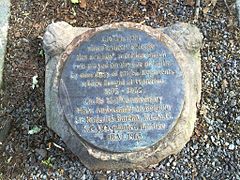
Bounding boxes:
[43,22,202,170]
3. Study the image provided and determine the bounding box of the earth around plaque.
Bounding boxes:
[58,27,185,152]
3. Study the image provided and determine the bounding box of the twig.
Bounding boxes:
[27,26,34,37]
[195,0,201,20]
[223,0,231,15]
[53,142,65,151]
[42,2,49,12]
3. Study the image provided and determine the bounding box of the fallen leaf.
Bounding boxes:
[204,0,218,7]
[58,168,64,175]
[39,49,44,57]
[140,0,147,5]
[33,23,41,29]
[22,12,30,16]
[200,105,207,116]
[210,0,218,7]
[203,7,210,14]
[28,125,42,135]
[186,0,195,6]
[32,75,38,89]
[71,7,77,16]
[47,142,52,149]
[222,79,228,89]
[80,0,87,9]
[7,156,12,163]
[194,129,201,137]
[15,32,21,38]
[71,0,79,3]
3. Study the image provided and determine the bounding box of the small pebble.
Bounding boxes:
[228,144,235,150]
[236,139,240,145]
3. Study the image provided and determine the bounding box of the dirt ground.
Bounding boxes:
[0,0,239,179]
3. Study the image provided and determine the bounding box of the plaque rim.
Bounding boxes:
[56,22,188,155]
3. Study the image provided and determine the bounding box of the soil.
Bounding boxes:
[0,0,239,179]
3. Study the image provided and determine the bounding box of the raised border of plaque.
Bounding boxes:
[58,27,185,153]
[44,22,202,170]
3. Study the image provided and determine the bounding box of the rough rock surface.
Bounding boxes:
[237,0,240,25]
[43,21,202,170]
[0,0,11,144]
[0,0,10,88]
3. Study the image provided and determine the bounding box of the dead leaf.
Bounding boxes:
[222,79,228,89]
[140,0,147,5]
[80,0,87,9]
[186,0,195,6]
[211,0,218,7]
[33,23,41,29]
[204,0,218,7]
[15,32,21,38]
[203,7,210,14]
[194,129,201,137]
[28,125,41,134]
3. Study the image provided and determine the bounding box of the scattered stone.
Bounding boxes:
[35,148,47,159]
[236,116,240,121]
[236,139,240,145]
[210,136,215,143]
[228,144,235,150]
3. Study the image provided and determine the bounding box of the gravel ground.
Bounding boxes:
[0,0,239,179]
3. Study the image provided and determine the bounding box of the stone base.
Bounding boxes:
[43,22,202,170]
[0,0,11,144]
[0,0,10,88]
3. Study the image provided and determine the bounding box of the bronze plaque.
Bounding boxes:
[59,28,185,152]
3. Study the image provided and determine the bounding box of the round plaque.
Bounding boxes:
[58,27,185,152]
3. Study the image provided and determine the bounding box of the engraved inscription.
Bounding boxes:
[59,28,185,152]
